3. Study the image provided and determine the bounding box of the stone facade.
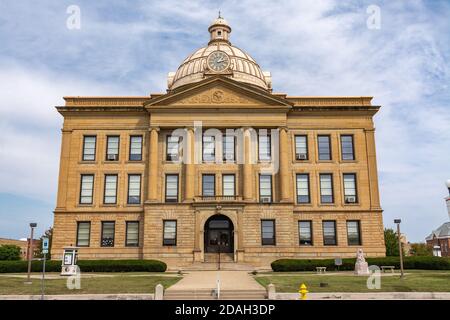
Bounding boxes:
[51,17,385,268]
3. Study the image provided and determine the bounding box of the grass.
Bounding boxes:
[255,270,450,292]
[0,273,181,295]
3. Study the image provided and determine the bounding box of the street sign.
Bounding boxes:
[42,237,49,254]
[335,258,342,266]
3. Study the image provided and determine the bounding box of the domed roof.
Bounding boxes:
[168,16,272,91]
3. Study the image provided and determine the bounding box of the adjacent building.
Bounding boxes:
[426,180,450,257]
[51,16,386,268]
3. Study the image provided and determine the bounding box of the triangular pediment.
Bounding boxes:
[145,76,292,109]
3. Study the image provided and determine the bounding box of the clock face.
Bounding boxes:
[207,51,230,72]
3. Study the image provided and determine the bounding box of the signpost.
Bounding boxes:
[335,257,342,271]
[41,237,49,300]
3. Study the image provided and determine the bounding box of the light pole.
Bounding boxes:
[25,223,37,284]
[394,219,404,278]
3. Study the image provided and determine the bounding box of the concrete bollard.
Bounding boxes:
[155,284,164,300]
[267,283,276,300]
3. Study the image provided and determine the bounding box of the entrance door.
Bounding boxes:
[204,215,234,253]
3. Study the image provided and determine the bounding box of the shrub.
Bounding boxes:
[271,256,450,272]
[0,259,167,273]
[0,245,22,261]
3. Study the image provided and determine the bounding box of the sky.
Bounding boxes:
[0,0,449,242]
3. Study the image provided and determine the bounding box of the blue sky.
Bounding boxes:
[0,0,449,242]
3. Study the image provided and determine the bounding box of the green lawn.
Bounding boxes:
[0,273,181,295]
[255,270,450,292]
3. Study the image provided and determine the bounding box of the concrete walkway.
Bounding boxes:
[168,271,264,291]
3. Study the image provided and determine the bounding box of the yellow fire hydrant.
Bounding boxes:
[299,283,308,300]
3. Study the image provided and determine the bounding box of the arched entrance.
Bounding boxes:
[204,215,234,253]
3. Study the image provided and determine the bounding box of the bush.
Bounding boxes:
[0,245,22,261]
[0,259,167,273]
[271,256,450,272]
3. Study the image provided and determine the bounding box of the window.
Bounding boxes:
[106,136,119,161]
[165,174,179,202]
[223,135,235,161]
[82,136,96,161]
[318,135,331,160]
[343,173,358,203]
[166,136,181,161]
[295,135,308,160]
[76,222,90,247]
[258,133,271,161]
[203,135,215,162]
[296,174,310,203]
[126,221,139,247]
[222,174,235,197]
[259,175,272,203]
[341,135,355,160]
[202,174,215,197]
[79,174,94,204]
[129,136,142,161]
[323,221,337,245]
[319,174,334,203]
[127,174,141,204]
[101,221,115,247]
[163,220,177,246]
[299,221,313,245]
[261,220,276,245]
[104,174,118,204]
[347,221,361,245]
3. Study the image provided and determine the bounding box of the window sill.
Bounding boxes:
[343,203,360,206]
[125,203,142,207]
[101,160,120,165]
[77,204,94,208]
[125,160,145,164]
[100,204,119,207]
[341,160,357,163]
[78,161,97,165]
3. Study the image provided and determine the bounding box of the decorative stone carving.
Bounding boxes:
[354,248,370,275]
[175,88,257,105]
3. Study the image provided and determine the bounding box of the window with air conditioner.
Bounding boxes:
[259,175,272,203]
[295,135,308,160]
[343,173,358,203]
[106,136,119,161]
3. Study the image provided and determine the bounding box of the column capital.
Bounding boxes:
[278,126,289,132]
[149,126,160,132]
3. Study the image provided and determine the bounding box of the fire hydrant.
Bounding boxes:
[299,283,308,300]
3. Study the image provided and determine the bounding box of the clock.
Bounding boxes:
[207,50,230,72]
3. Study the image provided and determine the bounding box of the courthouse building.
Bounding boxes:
[51,16,386,267]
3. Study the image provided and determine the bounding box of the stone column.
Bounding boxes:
[279,127,292,202]
[365,128,381,209]
[242,127,253,200]
[56,129,72,209]
[147,127,159,202]
[184,127,195,201]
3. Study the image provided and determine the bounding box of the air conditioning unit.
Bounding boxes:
[261,197,271,203]
[296,153,307,160]
[224,154,234,161]
[345,196,356,203]
[107,154,118,161]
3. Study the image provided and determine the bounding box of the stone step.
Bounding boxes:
[164,289,267,300]
[180,262,255,271]
[204,253,235,263]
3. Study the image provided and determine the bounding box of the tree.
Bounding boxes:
[38,227,53,259]
[410,243,433,256]
[384,228,400,256]
[0,245,22,260]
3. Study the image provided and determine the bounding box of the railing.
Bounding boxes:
[196,195,242,202]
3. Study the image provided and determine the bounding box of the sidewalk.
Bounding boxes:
[271,292,450,300]
[167,271,264,291]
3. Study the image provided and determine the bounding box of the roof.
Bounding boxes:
[426,222,450,240]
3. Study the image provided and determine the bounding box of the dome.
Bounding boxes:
[168,15,272,91]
